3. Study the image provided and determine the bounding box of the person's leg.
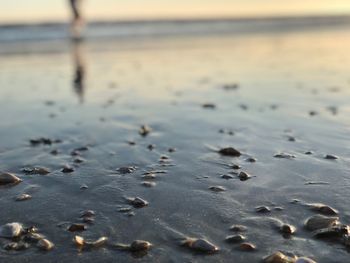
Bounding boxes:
[69,0,80,20]
[68,0,84,39]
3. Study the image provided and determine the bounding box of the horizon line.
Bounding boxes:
[1,12,350,26]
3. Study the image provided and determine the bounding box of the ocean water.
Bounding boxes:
[1,16,350,263]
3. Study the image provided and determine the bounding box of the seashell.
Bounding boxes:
[0,222,24,238]
[0,172,22,185]
[37,238,54,251]
[225,234,246,243]
[218,147,241,157]
[304,215,339,231]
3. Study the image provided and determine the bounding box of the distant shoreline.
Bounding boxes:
[1,13,350,27]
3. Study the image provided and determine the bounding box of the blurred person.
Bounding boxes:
[68,0,84,39]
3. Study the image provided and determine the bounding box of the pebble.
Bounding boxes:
[85,237,108,248]
[280,224,296,235]
[0,172,22,185]
[61,166,74,173]
[182,238,219,253]
[139,125,152,136]
[130,240,152,252]
[218,147,241,157]
[128,197,149,208]
[37,239,54,251]
[209,186,226,192]
[230,164,241,170]
[15,193,32,201]
[142,173,157,180]
[147,144,155,150]
[238,171,251,181]
[256,206,271,213]
[73,157,85,164]
[168,148,176,153]
[68,223,87,232]
[274,153,296,159]
[80,184,88,190]
[225,234,246,243]
[117,166,137,174]
[80,210,95,218]
[230,225,247,232]
[4,241,29,251]
[0,222,24,238]
[118,207,132,213]
[304,215,339,231]
[313,224,349,239]
[324,154,338,160]
[22,167,50,175]
[263,251,296,263]
[308,203,338,215]
[73,235,85,247]
[141,181,156,187]
[30,138,61,146]
[221,174,234,180]
[202,103,216,109]
[246,157,257,163]
[239,242,256,251]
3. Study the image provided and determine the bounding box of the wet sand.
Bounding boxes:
[1,26,350,262]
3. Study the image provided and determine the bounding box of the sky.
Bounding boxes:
[0,0,350,23]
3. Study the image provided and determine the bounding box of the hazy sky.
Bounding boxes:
[1,0,350,23]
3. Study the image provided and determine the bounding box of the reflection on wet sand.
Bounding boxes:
[71,40,86,103]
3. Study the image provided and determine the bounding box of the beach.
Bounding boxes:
[1,18,350,262]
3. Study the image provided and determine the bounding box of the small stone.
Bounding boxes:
[130,240,152,252]
[218,147,241,157]
[225,234,246,243]
[147,144,155,150]
[22,167,50,175]
[238,171,251,181]
[255,206,271,213]
[221,174,234,180]
[118,207,132,213]
[295,257,317,263]
[209,186,226,192]
[73,158,85,164]
[4,241,29,251]
[308,203,338,215]
[37,239,54,251]
[324,154,338,160]
[116,166,137,174]
[231,164,241,170]
[202,103,216,109]
[85,237,108,248]
[142,173,157,180]
[246,157,256,163]
[304,151,313,155]
[168,148,176,153]
[183,238,219,254]
[0,223,24,238]
[139,125,151,136]
[68,224,87,232]
[61,166,74,173]
[128,197,148,208]
[263,251,296,263]
[24,232,45,242]
[274,153,296,159]
[80,210,95,218]
[280,224,296,235]
[313,224,349,239]
[304,215,339,231]
[15,194,32,201]
[74,235,85,247]
[80,184,88,190]
[230,225,247,232]
[0,172,22,185]
[141,181,156,187]
[239,242,256,251]
[50,149,59,155]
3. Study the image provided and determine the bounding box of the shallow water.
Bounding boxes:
[1,26,350,263]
